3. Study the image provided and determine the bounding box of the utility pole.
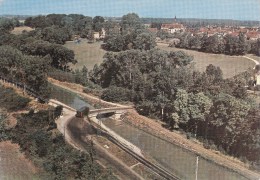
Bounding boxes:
[161,91,165,120]
[195,156,199,180]
[64,125,66,139]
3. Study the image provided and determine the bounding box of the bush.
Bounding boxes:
[48,69,76,83]
[101,86,131,102]
[0,86,30,111]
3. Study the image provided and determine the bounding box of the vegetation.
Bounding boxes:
[0,17,19,33]
[0,86,116,179]
[23,14,106,44]
[158,43,255,79]
[1,12,260,174]
[0,85,30,111]
[64,40,106,70]
[90,47,260,170]
[103,13,156,51]
[0,45,50,98]
[170,32,260,56]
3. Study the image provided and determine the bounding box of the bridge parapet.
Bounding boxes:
[89,106,133,114]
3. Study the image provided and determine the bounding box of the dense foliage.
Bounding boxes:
[0,17,19,33]
[0,85,30,111]
[24,14,105,44]
[103,13,156,51]
[170,32,260,56]
[0,46,50,98]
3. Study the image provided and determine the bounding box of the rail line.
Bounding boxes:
[89,114,180,180]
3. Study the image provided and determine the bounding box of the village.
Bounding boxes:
[146,17,260,40]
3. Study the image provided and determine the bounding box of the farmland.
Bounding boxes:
[157,43,255,79]
[64,39,106,70]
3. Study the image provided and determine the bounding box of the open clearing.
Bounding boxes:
[64,39,106,70]
[157,43,255,79]
[11,26,34,35]
[0,141,38,180]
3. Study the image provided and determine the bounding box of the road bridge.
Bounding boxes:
[89,106,133,119]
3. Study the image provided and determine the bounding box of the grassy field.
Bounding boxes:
[64,39,106,70]
[11,26,34,35]
[0,141,38,180]
[157,43,256,79]
[64,40,256,78]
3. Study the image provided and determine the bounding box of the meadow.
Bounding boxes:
[157,43,256,79]
[65,40,256,79]
[64,39,106,70]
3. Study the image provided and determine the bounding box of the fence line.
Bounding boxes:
[0,76,48,103]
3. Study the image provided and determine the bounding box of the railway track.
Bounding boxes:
[89,118,180,180]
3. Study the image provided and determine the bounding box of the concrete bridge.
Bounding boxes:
[89,106,133,119]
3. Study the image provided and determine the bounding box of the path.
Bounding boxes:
[244,56,260,68]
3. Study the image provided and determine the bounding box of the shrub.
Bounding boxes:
[101,86,131,102]
[0,86,30,111]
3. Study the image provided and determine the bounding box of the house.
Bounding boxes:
[246,31,260,40]
[161,16,185,34]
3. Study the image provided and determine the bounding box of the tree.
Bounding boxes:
[46,14,67,27]
[21,40,76,70]
[188,35,202,50]
[173,89,190,127]
[237,33,248,55]
[93,16,105,32]
[134,32,156,50]
[208,93,250,151]
[156,30,170,40]
[201,34,223,53]
[205,64,223,83]
[121,13,143,30]
[30,15,50,28]
[0,18,16,32]
[151,22,162,30]
[40,26,71,44]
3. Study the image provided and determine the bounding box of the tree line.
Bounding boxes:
[170,32,260,56]
[24,14,105,44]
[0,16,79,97]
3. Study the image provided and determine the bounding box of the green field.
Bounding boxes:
[64,39,106,70]
[157,43,256,79]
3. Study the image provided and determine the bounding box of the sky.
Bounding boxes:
[0,0,260,21]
